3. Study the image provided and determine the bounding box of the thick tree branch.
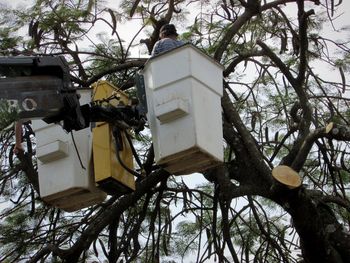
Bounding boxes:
[204,163,270,201]
[218,197,240,263]
[261,0,320,11]
[322,195,350,212]
[214,9,257,61]
[71,59,147,87]
[279,189,350,263]
[164,0,176,22]
[289,122,350,171]
[222,89,272,181]
[256,38,313,168]
[291,126,328,171]
[296,1,315,84]
[256,40,297,87]
[223,50,265,77]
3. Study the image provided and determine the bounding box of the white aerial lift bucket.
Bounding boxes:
[142,44,224,175]
[32,89,106,211]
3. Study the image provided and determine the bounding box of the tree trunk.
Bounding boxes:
[275,188,350,263]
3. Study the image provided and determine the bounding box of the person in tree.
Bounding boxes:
[151,24,184,57]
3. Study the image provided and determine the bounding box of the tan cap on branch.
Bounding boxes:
[272,165,302,189]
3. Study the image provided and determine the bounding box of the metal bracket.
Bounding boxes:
[135,72,148,115]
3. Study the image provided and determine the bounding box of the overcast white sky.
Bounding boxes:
[2,0,349,51]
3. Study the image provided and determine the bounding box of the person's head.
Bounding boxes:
[159,24,178,39]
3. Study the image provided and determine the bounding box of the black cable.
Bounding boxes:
[124,131,143,170]
[113,128,142,178]
[70,132,86,170]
